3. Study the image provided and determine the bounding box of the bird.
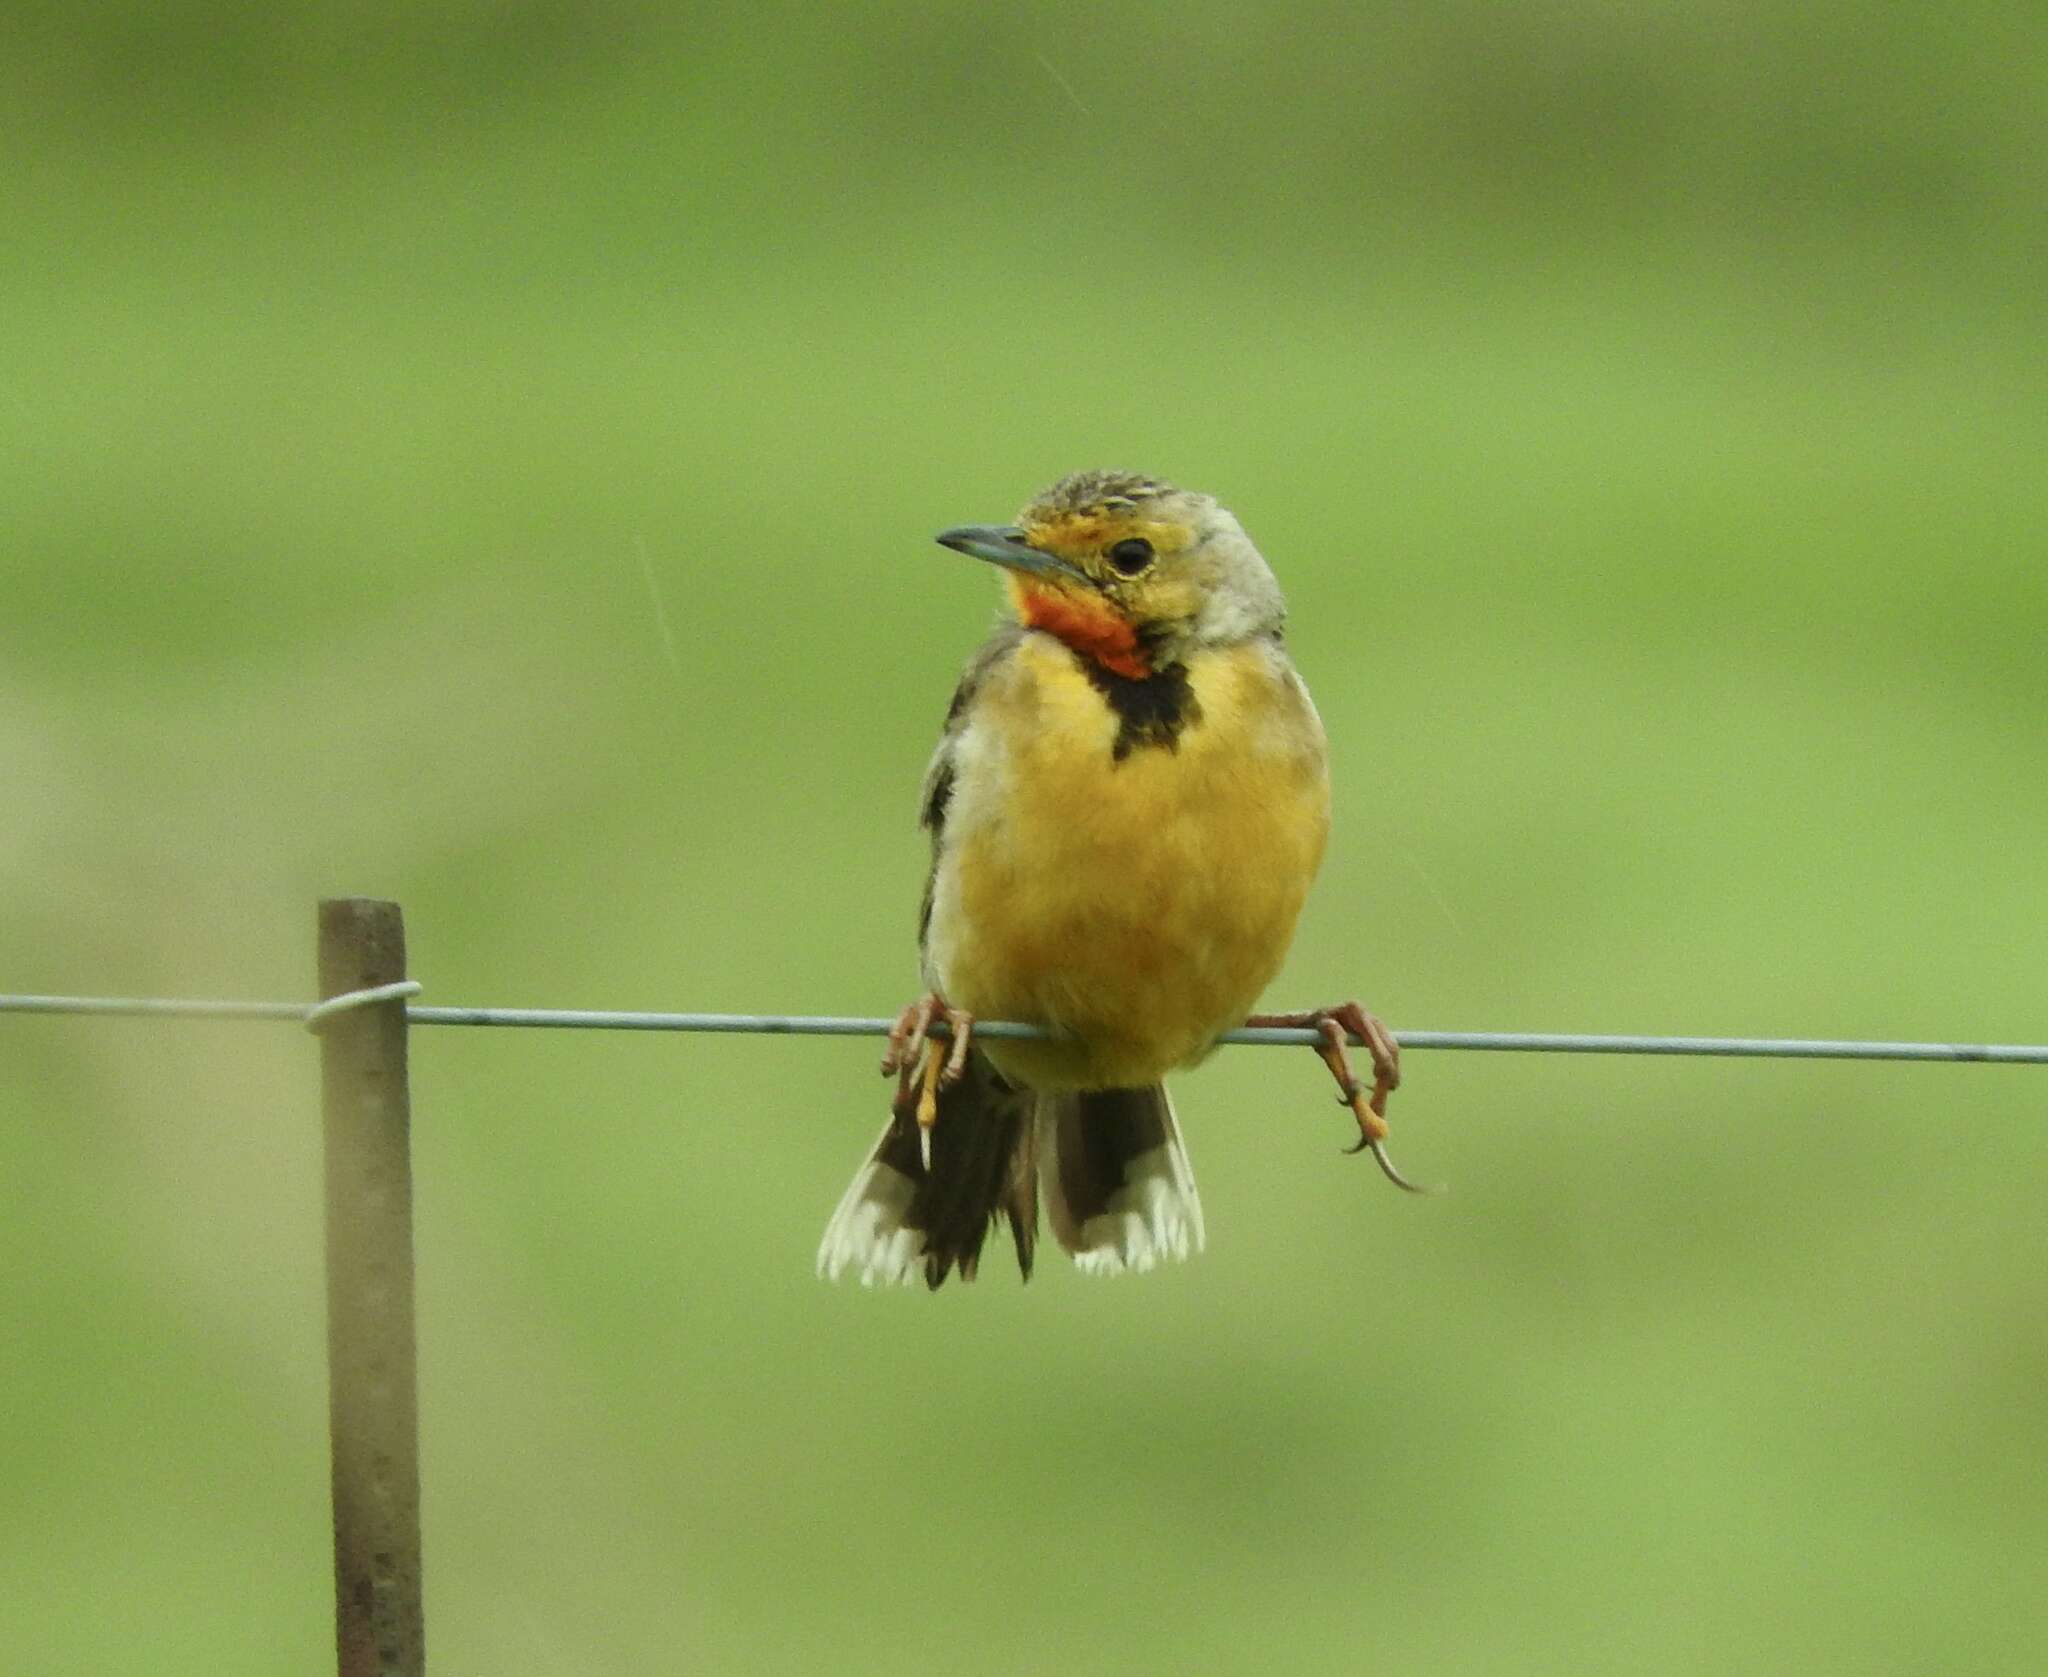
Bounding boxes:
[817,470,1414,1289]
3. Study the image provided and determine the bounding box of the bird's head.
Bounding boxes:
[937,471,1285,681]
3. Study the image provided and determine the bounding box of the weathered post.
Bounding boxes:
[315,898,424,1677]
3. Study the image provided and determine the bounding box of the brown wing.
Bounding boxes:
[915,621,1021,949]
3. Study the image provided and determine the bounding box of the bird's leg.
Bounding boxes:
[1244,1001,1435,1194]
[880,991,976,1170]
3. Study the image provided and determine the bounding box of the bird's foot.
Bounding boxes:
[1245,1001,1437,1194]
[880,992,975,1170]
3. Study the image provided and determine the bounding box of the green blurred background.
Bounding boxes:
[4,2,2044,1671]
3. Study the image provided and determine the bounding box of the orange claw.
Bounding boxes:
[915,1039,945,1167]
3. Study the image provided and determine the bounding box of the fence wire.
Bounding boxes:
[3,993,2044,1064]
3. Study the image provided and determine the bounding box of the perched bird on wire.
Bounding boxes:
[818,471,1415,1289]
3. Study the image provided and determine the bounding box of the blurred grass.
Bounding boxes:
[3,3,2046,1672]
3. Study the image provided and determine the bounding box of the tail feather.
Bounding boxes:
[1040,1085,1205,1275]
[816,1049,1037,1289]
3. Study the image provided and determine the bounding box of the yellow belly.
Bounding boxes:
[927,634,1330,1090]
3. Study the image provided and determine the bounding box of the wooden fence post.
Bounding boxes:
[316,898,424,1677]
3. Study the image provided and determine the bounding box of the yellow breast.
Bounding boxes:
[926,633,1330,1090]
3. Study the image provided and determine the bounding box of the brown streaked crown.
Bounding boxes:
[1021,470,1176,522]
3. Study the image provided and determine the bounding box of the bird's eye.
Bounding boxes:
[1107,537,1154,576]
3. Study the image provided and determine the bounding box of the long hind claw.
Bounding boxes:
[1363,1137,1438,1194]
[916,1041,945,1169]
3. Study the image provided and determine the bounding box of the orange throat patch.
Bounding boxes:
[1010,579,1151,680]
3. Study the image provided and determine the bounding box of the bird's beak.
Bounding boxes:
[936,524,1089,586]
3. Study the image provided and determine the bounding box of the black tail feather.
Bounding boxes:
[833,1048,1038,1288]
[1040,1085,1204,1273]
